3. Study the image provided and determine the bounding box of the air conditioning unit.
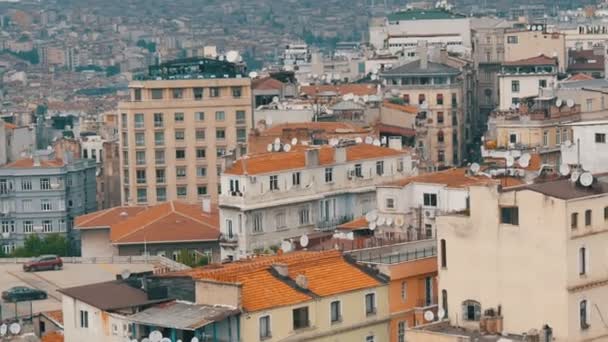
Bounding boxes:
[425,209,436,218]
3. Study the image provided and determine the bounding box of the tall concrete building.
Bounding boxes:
[118,58,253,205]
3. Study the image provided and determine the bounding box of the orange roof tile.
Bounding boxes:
[173,250,382,311]
[382,100,418,113]
[503,54,557,66]
[41,331,64,342]
[252,77,284,91]
[338,216,369,230]
[263,122,369,135]
[76,201,219,245]
[3,158,64,168]
[390,168,508,188]
[226,144,407,175]
[2,122,16,129]
[484,153,541,171]
[565,73,594,82]
[42,310,63,326]
[300,84,377,97]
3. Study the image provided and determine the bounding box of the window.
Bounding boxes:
[197,167,206,177]
[22,199,32,211]
[79,310,89,328]
[355,164,362,177]
[386,198,395,210]
[556,128,561,145]
[172,88,183,99]
[462,300,481,321]
[500,207,519,225]
[418,94,425,105]
[154,113,163,128]
[403,94,410,104]
[330,301,341,323]
[269,175,278,191]
[174,112,184,123]
[236,110,246,123]
[376,161,384,176]
[134,113,144,128]
[511,80,520,92]
[210,87,220,97]
[194,88,204,100]
[197,186,207,196]
[217,147,226,157]
[259,315,271,339]
[398,321,406,342]
[21,179,32,191]
[440,239,447,268]
[155,150,165,164]
[196,148,206,159]
[325,167,333,183]
[154,132,164,145]
[436,93,444,105]
[437,111,444,124]
[195,112,205,121]
[253,213,263,233]
[23,221,33,233]
[425,224,433,238]
[176,167,186,179]
[507,35,518,44]
[215,111,225,121]
[134,89,142,101]
[41,200,52,211]
[580,300,590,330]
[156,187,166,201]
[136,170,146,184]
[442,290,448,316]
[42,220,52,233]
[572,212,579,229]
[401,281,407,301]
[151,89,163,100]
[539,79,547,88]
[595,133,606,143]
[196,129,205,141]
[136,151,146,165]
[135,133,145,146]
[275,211,286,229]
[40,178,51,190]
[438,150,445,163]
[437,131,444,143]
[587,98,593,112]
[585,210,592,226]
[292,307,309,330]
[216,129,226,140]
[299,207,310,225]
[176,149,186,160]
[605,206,608,221]
[175,130,185,141]
[423,193,437,207]
[177,186,187,197]
[292,172,301,186]
[562,128,568,143]
[579,247,587,275]
[237,128,247,142]
[543,130,548,146]
[451,93,457,107]
[232,86,242,98]
[365,293,376,315]
[366,336,375,342]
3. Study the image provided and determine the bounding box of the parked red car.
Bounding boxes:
[23,255,63,272]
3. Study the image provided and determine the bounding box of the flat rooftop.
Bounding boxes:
[347,239,436,265]
[135,57,246,81]
[507,175,608,200]
[416,321,524,341]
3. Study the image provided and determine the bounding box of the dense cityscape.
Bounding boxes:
[0,0,607,341]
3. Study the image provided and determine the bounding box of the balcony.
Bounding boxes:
[416,296,439,308]
[316,215,354,232]
[219,233,238,247]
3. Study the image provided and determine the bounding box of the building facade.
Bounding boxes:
[118,58,253,205]
[561,120,608,174]
[498,55,558,111]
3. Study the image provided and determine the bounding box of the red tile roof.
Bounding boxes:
[564,73,594,81]
[3,158,64,168]
[389,168,524,188]
[300,84,377,97]
[264,122,369,135]
[225,144,408,175]
[41,331,64,342]
[252,77,284,91]
[382,100,419,113]
[42,310,63,326]
[377,123,416,137]
[503,54,557,66]
[338,216,369,230]
[172,250,382,311]
[3,122,16,129]
[75,201,219,245]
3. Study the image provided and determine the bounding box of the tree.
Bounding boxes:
[12,234,70,257]
[177,249,196,267]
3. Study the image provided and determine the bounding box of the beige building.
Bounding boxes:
[437,176,608,341]
[504,29,567,72]
[498,55,558,111]
[118,58,253,205]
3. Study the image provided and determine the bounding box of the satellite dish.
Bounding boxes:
[376,216,386,226]
[142,339,151,342]
[373,139,381,147]
[559,164,571,176]
[120,269,131,280]
[519,158,530,168]
[567,99,575,107]
[272,96,280,103]
[291,137,298,145]
[355,137,363,144]
[9,323,20,335]
[161,338,172,342]
[273,142,281,152]
[365,136,373,144]
[424,310,435,322]
[564,140,572,147]
[369,222,377,230]
[274,137,281,144]
[248,71,258,78]
[281,240,293,252]
[420,101,428,109]
[385,216,393,226]
[191,338,200,342]
[368,210,378,222]
[437,308,446,319]
[266,144,273,153]
[226,50,240,63]
[302,141,309,146]
[283,143,292,152]
[365,211,374,222]
[329,138,339,147]
[470,163,480,174]
[300,234,309,248]
[394,215,405,227]
[505,155,514,167]
[0,324,7,336]
[580,172,593,186]
[555,98,563,107]
[149,330,163,342]
[571,170,581,183]
[381,136,387,145]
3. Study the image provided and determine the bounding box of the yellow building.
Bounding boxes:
[118,58,253,205]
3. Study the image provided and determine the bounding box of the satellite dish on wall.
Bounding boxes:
[373,139,381,147]
[291,137,298,145]
[580,172,593,187]
[424,310,435,322]
[266,144,273,153]
[283,143,292,152]
[376,216,386,226]
[571,170,581,183]
[365,136,373,144]
[0,324,7,336]
[394,215,405,227]
[300,234,309,247]
[505,155,514,167]
[367,210,378,223]
[470,163,480,174]
[369,222,377,231]
[329,138,339,147]
[120,269,131,280]
[355,137,363,144]
[559,164,571,176]
[281,240,293,252]
[274,137,281,144]
[273,142,281,152]
[149,330,163,342]
[555,98,563,107]
[437,308,446,319]
[248,71,258,78]
[9,323,20,335]
[226,50,240,63]
[385,216,393,226]
[566,99,575,107]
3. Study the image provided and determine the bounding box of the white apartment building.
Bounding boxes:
[561,120,608,173]
[218,143,416,260]
[437,177,608,341]
[498,55,558,110]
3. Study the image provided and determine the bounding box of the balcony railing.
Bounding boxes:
[219,233,238,246]
[417,296,439,308]
[316,215,354,232]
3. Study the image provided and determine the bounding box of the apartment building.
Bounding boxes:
[380,47,465,167]
[498,55,558,111]
[437,176,608,341]
[0,153,96,252]
[504,29,567,72]
[118,57,253,205]
[561,120,608,173]
[218,143,416,260]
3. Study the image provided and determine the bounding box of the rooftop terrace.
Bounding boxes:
[134,57,247,81]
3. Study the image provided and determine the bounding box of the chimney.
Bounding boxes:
[440,47,448,65]
[295,274,308,290]
[305,148,320,167]
[201,197,211,213]
[417,41,428,70]
[272,263,289,277]
[334,146,347,164]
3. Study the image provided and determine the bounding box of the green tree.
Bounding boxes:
[177,249,196,267]
[12,234,70,257]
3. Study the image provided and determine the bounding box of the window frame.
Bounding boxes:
[500,206,519,225]
[292,306,310,330]
[365,292,376,316]
[259,314,271,340]
[330,300,342,324]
